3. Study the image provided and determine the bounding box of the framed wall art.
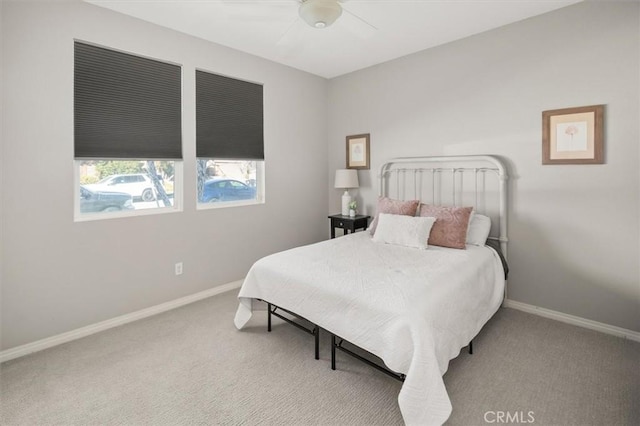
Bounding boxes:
[346,133,370,170]
[542,104,604,165]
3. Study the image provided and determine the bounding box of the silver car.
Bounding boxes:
[84,173,155,201]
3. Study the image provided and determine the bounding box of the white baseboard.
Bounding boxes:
[0,280,243,363]
[504,299,640,343]
[3,287,635,363]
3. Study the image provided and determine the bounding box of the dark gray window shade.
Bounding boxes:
[196,70,264,160]
[74,42,182,159]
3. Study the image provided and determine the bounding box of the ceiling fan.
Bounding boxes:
[280,0,377,51]
[222,0,377,50]
[298,0,348,29]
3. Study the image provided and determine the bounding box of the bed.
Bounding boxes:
[234,155,508,425]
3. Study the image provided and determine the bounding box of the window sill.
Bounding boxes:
[197,198,264,211]
[74,205,182,222]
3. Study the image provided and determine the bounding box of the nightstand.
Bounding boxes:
[328,214,371,239]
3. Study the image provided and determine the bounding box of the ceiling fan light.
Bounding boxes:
[299,0,342,29]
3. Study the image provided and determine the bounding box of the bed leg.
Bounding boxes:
[267,303,272,332]
[469,340,473,355]
[331,334,336,370]
[314,326,320,360]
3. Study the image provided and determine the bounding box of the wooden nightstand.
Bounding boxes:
[328,214,371,239]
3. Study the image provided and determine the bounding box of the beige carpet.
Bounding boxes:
[1,289,638,425]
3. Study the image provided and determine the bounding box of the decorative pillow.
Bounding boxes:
[369,197,420,235]
[466,213,492,246]
[372,213,436,250]
[418,204,473,249]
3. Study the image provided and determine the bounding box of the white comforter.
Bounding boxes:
[234,232,505,425]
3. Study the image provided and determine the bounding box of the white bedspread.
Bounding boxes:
[234,232,505,425]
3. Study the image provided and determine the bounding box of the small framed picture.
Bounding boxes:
[346,133,370,170]
[542,105,604,165]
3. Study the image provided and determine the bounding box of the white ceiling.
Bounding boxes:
[87,0,582,79]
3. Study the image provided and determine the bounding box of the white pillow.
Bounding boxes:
[372,213,436,250]
[466,214,491,246]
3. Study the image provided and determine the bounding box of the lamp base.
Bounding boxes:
[341,190,351,216]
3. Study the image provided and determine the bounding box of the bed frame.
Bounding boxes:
[266,302,320,359]
[330,155,509,379]
[266,155,509,379]
[378,155,508,260]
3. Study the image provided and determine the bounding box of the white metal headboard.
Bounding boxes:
[379,155,508,259]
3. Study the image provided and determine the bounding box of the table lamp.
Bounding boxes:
[334,169,359,216]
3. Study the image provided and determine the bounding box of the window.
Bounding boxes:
[74,42,182,220]
[196,159,263,205]
[195,70,264,208]
[77,160,179,215]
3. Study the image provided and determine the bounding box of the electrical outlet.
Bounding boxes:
[175,262,183,276]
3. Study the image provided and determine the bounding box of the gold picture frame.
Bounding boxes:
[346,133,370,170]
[542,105,604,165]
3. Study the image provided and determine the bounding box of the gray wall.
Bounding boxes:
[327,2,640,331]
[1,1,328,350]
[2,1,638,352]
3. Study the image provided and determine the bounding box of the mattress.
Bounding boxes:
[235,231,505,425]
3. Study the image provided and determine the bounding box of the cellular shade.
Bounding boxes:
[196,70,264,160]
[74,42,182,159]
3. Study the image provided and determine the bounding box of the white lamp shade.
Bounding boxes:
[334,169,359,189]
[299,0,343,29]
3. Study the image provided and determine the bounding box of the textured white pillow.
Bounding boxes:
[372,213,436,250]
[466,214,492,246]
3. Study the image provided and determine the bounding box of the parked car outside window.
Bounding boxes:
[84,173,155,201]
[80,186,134,213]
[201,178,257,203]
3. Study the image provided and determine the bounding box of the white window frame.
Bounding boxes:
[74,160,183,222]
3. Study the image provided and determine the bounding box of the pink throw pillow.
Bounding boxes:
[419,204,473,249]
[369,197,420,235]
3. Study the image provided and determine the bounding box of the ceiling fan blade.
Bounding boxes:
[340,6,377,39]
[276,18,308,57]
